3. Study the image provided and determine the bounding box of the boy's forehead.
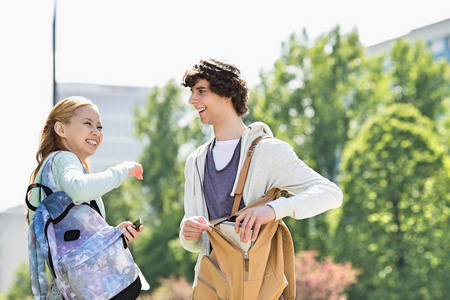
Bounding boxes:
[193,79,210,89]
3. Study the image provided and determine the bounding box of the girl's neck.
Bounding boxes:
[70,151,90,170]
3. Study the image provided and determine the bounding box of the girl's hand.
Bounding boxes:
[119,161,144,180]
[117,221,144,244]
[130,165,143,180]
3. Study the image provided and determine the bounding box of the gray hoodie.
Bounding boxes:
[179,121,343,285]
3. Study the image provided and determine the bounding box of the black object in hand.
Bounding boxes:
[132,218,142,230]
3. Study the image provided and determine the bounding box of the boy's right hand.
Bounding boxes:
[181,216,212,240]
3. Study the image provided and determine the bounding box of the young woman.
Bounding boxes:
[27,96,144,299]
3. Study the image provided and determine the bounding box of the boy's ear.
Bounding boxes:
[54,121,66,138]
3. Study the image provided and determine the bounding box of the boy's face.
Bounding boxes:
[188,79,231,126]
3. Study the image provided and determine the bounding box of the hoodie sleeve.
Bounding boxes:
[53,152,129,204]
[179,154,203,252]
[264,141,343,220]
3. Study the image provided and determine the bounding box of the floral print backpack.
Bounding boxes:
[27,152,141,299]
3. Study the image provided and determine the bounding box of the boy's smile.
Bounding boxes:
[189,79,230,125]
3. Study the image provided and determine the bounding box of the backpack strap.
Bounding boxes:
[27,151,60,214]
[28,217,49,299]
[26,183,53,211]
[89,200,102,216]
[231,135,268,216]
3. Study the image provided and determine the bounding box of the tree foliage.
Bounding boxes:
[248,26,363,181]
[247,26,367,255]
[389,39,449,119]
[103,179,147,226]
[5,261,33,300]
[334,104,450,299]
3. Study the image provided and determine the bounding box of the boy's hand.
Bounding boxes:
[234,205,276,243]
[181,216,212,241]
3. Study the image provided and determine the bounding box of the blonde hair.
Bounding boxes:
[27,96,97,222]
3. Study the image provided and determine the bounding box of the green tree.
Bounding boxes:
[249,26,363,180]
[334,104,450,299]
[437,97,450,149]
[248,26,365,254]
[6,261,33,300]
[103,179,147,226]
[389,39,449,119]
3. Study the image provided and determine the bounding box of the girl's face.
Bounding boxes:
[56,105,103,162]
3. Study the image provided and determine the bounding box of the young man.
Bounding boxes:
[179,58,343,287]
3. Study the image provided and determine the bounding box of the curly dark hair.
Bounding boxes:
[181,58,249,116]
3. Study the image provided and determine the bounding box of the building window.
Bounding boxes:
[430,38,445,55]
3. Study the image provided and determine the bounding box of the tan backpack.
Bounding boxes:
[192,136,296,300]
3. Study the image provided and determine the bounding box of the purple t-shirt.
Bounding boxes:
[203,139,243,220]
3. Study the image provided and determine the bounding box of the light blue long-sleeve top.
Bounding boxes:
[28,151,129,220]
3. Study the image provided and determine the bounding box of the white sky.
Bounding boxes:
[1,0,449,212]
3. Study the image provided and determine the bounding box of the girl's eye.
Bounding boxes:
[85,122,92,126]
[97,126,103,131]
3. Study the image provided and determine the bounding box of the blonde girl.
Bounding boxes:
[27,96,144,299]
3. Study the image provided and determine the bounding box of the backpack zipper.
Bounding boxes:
[211,226,251,282]
[203,256,230,299]
[244,252,249,281]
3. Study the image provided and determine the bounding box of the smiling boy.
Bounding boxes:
[179,58,343,290]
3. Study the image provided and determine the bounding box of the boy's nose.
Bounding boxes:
[188,95,197,104]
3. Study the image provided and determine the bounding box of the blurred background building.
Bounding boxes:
[0,207,29,292]
[366,18,450,60]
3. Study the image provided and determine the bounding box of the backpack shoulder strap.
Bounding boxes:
[26,151,61,212]
[28,217,49,298]
[26,183,53,212]
[281,221,296,297]
[231,135,269,216]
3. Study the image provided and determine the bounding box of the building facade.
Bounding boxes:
[366,18,450,61]
[0,206,28,293]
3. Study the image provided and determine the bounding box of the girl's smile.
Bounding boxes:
[55,105,103,162]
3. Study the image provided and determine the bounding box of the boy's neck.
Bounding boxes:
[213,117,246,141]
